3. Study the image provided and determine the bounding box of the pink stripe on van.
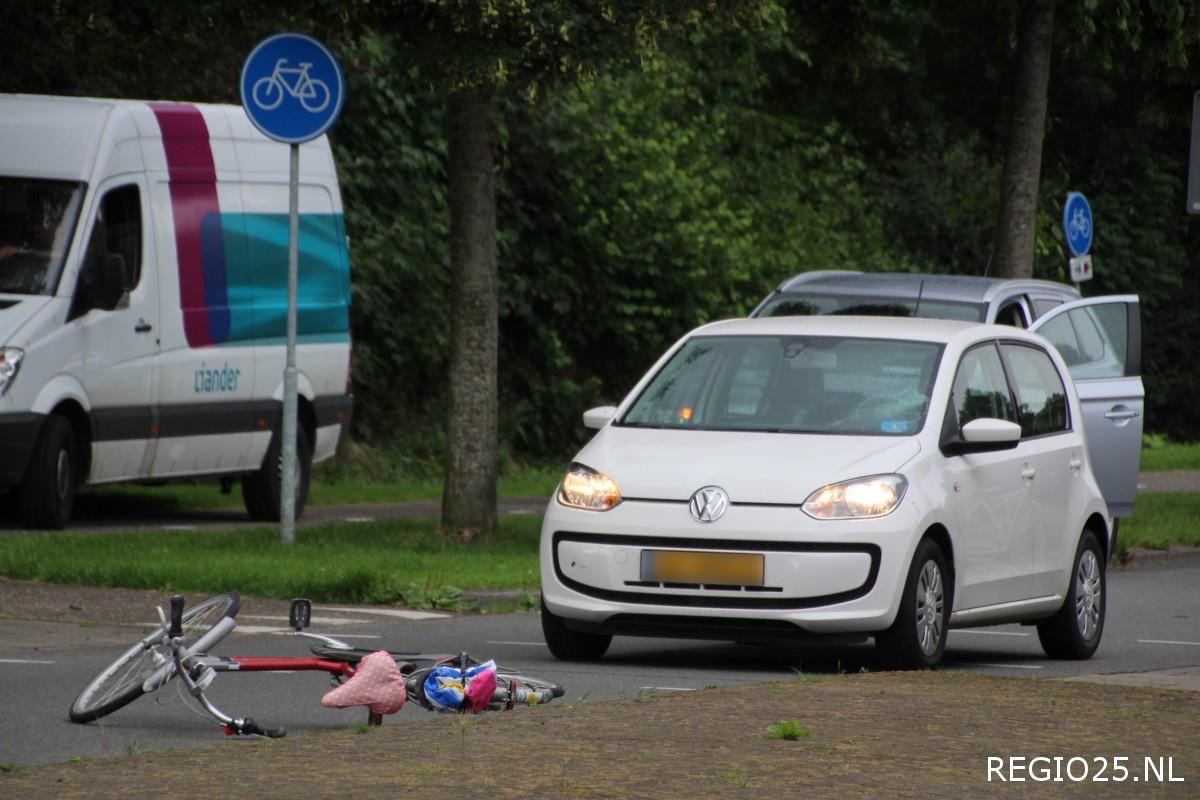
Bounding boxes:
[149,103,220,348]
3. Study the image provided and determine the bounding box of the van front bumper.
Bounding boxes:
[0,412,43,490]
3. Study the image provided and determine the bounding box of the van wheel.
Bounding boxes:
[1037,530,1105,660]
[540,595,612,661]
[242,425,311,522]
[876,538,950,669]
[19,416,77,530]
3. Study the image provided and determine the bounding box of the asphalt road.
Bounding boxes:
[1,555,1197,768]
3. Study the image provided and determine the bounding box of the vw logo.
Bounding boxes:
[689,486,729,523]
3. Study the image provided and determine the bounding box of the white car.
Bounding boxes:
[539,316,1111,668]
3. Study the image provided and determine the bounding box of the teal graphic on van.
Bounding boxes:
[194,212,351,347]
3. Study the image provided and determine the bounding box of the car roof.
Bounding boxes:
[770,270,1079,304]
[691,314,1014,345]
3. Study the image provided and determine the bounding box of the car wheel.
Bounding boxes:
[242,425,312,522]
[540,595,612,661]
[1037,530,1105,660]
[19,415,77,530]
[877,538,950,669]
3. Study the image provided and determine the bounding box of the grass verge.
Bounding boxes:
[0,517,542,605]
[1120,493,1200,549]
[1139,438,1200,471]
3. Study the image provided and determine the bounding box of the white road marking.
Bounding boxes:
[0,658,55,665]
[954,629,1032,637]
[972,663,1044,670]
[639,686,697,692]
[1138,639,1200,647]
[344,517,375,523]
[322,607,450,621]
[487,641,546,647]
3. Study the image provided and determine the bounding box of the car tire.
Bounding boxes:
[1037,530,1105,660]
[877,538,950,669]
[19,415,77,530]
[242,425,311,522]
[540,595,612,661]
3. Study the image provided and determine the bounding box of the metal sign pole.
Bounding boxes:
[281,143,300,545]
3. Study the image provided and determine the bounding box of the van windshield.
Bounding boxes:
[0,177,85,295]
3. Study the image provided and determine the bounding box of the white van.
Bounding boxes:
[0,94,353,529]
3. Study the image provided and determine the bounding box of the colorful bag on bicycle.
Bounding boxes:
[321,650,407,714]
[423,660,497,712]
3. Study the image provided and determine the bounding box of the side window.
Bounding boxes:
[993,300,1029,328]
[1001,344,1069,436]
[69,185,141,319]
[950,343,1016,427]
[1035,305,1126,379]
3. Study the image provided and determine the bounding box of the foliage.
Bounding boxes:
[765,718,811,741]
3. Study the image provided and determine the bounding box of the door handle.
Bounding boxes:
[1068,457,1082,471]
[1103,407,1140,421]
[1021,467,1037,480]
[135,319,153,333]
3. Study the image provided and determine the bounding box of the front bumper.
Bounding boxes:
[0,412,43,490]
[540,497,921,638]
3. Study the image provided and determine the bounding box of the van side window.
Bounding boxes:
[69,185,141,319]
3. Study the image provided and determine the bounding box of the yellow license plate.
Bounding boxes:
[641,550,764,586]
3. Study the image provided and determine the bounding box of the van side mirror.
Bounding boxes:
[100,253,129,310]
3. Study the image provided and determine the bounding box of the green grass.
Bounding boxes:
[1119,493,1200,550]
[1139,440,1200,472]
[77,461,561,514]
[0,516,542,603]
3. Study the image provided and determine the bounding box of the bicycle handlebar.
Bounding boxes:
[228,718,287,739]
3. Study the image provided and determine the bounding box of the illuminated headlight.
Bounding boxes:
[0,348,23,398]
[558,463,622,511]
[802,475,907,519]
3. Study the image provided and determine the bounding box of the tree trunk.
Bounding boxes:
[992,0,1055,279]
[441,85,498,542]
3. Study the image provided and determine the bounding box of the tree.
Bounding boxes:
[352,1,782,541]
[992,0,1056,279]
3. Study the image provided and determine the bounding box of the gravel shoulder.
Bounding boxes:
[3,670,1196,798]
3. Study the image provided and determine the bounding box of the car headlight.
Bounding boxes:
[802,474,907,519]
[0,348,23,398]
[558,463,622,511]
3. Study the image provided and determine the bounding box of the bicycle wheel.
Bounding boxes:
[69,592,240,723]
[496,670,565,699]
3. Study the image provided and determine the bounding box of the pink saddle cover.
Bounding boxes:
[321,651,407,714]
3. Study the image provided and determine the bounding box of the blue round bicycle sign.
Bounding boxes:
[1062,191,1093,257]
[240,33,344,144]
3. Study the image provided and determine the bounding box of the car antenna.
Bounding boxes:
[913,279,925,318]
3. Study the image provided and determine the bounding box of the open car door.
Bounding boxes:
[1030,295,1143,519]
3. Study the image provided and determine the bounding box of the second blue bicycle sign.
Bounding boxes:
[240,33,344,144]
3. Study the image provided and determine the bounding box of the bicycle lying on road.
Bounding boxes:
[68,592,563,737]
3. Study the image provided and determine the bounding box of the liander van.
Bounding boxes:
[0,94,353,528]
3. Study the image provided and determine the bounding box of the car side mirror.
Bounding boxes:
[941,417,1022,456]
[583,406,618,430]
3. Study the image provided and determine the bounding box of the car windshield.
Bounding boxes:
[0,177,85,295]
[759,292,985,322]
[620,334,944,435]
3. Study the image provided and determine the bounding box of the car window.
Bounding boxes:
[950,343,1016,427]
[1001,343,1069,436]
[1034,304,1126,379]
[620,334,943,435]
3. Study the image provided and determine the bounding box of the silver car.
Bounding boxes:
[751,271,1143,526]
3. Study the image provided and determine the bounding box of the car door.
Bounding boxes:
[942,342,1038,608]
[70,179,160,482]
[1030,296,1143,518]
